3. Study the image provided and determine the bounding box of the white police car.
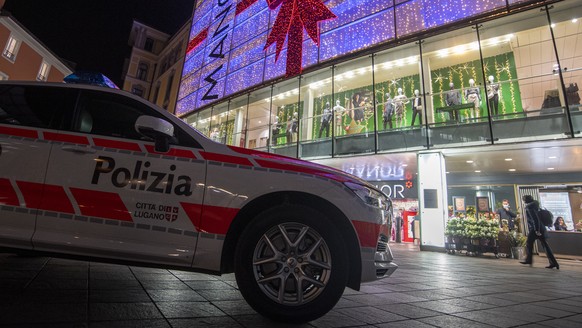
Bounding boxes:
[0,81,396,322]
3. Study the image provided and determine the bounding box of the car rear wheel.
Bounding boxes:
[234,204,349,323]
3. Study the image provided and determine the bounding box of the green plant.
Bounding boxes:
[508,231,526,247]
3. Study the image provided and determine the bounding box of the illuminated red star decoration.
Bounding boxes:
[405,180,413,189]
[265,0,337,77]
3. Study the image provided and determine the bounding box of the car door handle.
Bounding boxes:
[61,146,97,154]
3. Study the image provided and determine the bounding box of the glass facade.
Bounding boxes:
[182,1,582,159]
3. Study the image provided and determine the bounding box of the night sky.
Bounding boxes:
[3,0,196,86]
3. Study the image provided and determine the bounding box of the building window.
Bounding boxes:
[137,62,149,81]
[37,61,50,81]
[144,38,154,52]
[132,85,144,97]
[3,35,20,62]
[0,71,9,80]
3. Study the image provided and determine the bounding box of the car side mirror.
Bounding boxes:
[135,115,174,153]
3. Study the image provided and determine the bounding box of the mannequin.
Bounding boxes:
[286,111,298,144]
[393,88,409,128]
[333,99,346,135]
[410,89,423,126]
[210,127,220,142]
[382,93,394,129]
[487,75,500,116]
[319,101,332,138]
[271,116,281,145]
[351,92,365,124]
[445,82,461,107]
[464,78,481,119]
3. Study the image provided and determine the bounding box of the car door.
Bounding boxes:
[34,88,206,267]
[0,84,76,249]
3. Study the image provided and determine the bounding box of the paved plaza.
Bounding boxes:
[1,243,581,327]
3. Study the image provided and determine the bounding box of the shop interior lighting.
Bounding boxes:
[573,18,578,23]
[548,167,555,170]
[549,156,557,159]
[509,169,516,172]
[475,170,481,173]
[466,160,474,163]
[505,158,512,161]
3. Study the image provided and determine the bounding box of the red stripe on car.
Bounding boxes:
[180,202,203,231]
[180,202,238,235]
[0,178,19,206]
[43,131,89,145]
[351,220,385,248]
[93,138,142,152]
[200,152,253,167]
[17,181,75,214]
[0,126,38,139]
[70,188,132,222]
[144,145,197,160]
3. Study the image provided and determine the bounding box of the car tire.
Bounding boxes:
[234,204,349,323]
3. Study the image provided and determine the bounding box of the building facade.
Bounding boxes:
[123,20,191,115]
[177,0,582,255]
[0,10,72,82]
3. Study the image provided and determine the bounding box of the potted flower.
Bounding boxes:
[508,231,526,259]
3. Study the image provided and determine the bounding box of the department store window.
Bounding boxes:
[374,43,425,152]
[3,35,20,62]
[333,56,375,156]
[478,5,570,142]
[37,61,50,81]
[209,103,229,144]
[228,95,248,147]
[548,2,582,137]
[298,68,333,158]
[270,78,301,154]
[421,25,492,148]
[246,86,272,150]
[195,109,211,138]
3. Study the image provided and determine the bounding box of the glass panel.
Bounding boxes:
[375,43,426,152]
[247,87,272,151]
[271,78,301,157]
[227,95,248,147]
[333,56,375,156]
[422,26,491,148]
[479,6,570,143]
[195,109,212,138]
[298,68,333,159]
[549,2,582,137]
[209,103,229,144]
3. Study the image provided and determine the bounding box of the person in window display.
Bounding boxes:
[351,92,365,125]
[464,79,481,119]
[382,93,394,129]
[318,101,332,138]
[393,88,409,128]
[271,116,281,146]
[411,89,423,126]
[487,75,500,116]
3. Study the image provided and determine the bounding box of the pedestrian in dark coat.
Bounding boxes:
[520,195,559,269]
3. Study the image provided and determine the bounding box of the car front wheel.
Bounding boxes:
[234,204,349,323]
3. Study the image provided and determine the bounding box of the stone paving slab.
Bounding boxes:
[0,243,581,327]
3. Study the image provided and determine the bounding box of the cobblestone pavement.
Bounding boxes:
[1,243,581,327]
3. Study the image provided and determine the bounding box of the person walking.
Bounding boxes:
[520,195,559,269]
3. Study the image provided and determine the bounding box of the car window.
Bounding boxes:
[0,85,76,129]
[75,90,200,148]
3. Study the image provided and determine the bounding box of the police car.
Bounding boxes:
[0,81,396,322]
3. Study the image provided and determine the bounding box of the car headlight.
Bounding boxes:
[345,182,390,210]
